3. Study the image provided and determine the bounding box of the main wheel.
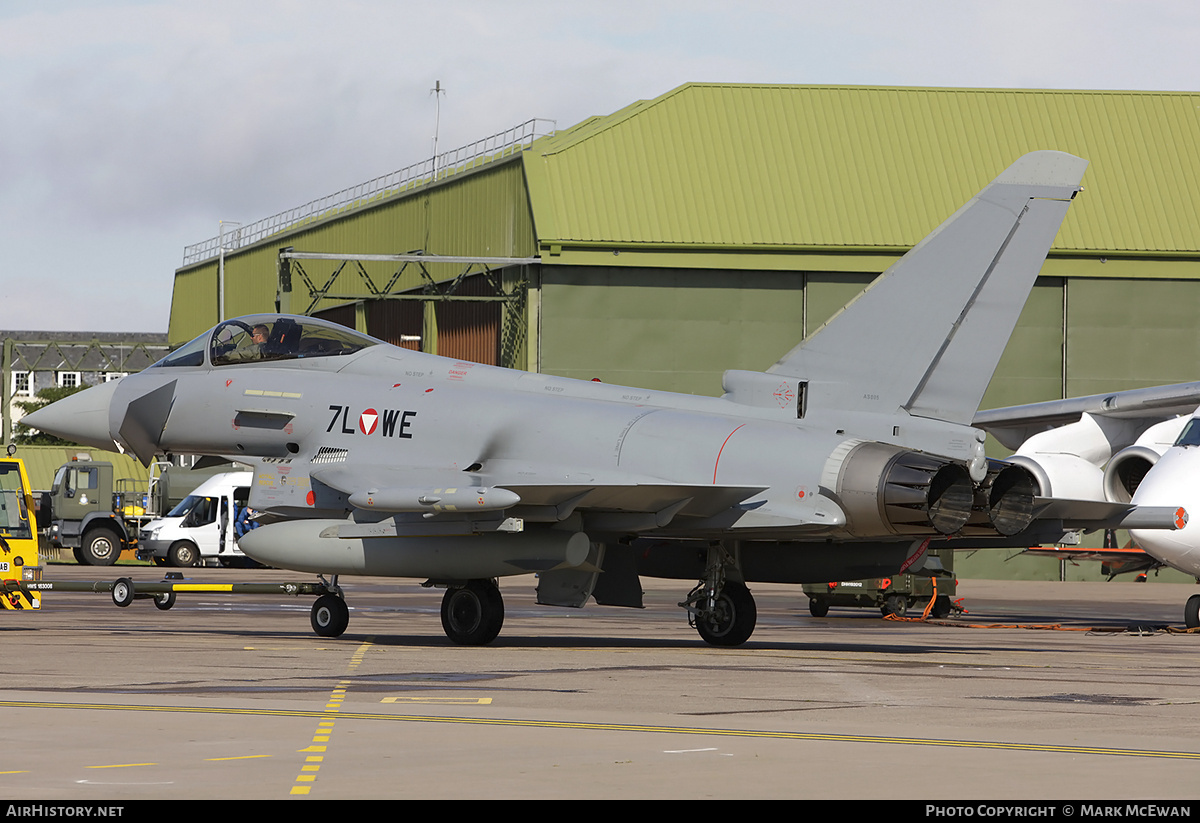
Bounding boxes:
[808,597,829,617]
[111,577,135,608]
[80,527,121,566]
[311,594,349,638]
[695,581,757,646]
[441,580,504,646]
[1185,594,1200,630]
[168,541,200,568]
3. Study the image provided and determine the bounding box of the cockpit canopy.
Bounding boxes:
[151,315,379,369]
[1174,416,1200,448]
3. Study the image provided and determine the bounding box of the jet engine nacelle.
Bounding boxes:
[1102,445,1161,504]
[830,441,974,536]
[1005,453,1104,501]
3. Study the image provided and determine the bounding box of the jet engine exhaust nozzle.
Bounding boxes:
[965,461,1037,536]
[833,442,974,537]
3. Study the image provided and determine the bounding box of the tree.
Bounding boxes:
[14,383,91,446]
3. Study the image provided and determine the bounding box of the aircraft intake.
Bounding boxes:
[831,442,974,536]
[1102,445,1161,504]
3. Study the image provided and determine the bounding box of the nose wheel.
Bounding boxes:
[1185,594,1200,630]
[311,593,349,637]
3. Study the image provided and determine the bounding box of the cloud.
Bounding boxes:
[2,0,1198,330]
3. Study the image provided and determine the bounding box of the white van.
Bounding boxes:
[137,471,256,567]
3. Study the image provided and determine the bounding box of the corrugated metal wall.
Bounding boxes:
[365,300,422,351]
[432,275,501,365]
[170,160,535,346]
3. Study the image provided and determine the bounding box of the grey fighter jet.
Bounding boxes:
[25,151,1184,645]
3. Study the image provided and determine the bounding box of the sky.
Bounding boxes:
[3,0,1199,333]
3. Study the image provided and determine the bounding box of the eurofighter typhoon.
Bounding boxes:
[27,151,1183,645]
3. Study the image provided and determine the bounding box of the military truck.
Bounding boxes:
[41,457,241,565]
[41,458,153,565]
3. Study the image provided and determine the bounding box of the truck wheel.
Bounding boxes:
[808,597,830,617]
[153,591,177,611]
[80,527,121,566]
[168,541,200,568]
[931,594,953,618]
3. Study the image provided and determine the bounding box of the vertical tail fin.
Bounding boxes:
[769,151,1087,425]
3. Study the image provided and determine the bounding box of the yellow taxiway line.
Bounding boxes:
[1,700,1198,762]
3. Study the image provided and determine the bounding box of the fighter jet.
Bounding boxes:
[977,383,1200,627]
[25,150,1184,645]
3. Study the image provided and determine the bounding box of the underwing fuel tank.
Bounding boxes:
[238,520,590,579]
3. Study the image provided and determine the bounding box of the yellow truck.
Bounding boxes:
[0,450,40,609]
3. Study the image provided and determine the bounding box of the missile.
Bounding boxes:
[346,485,521,514]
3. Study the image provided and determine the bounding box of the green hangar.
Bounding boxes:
[170,83,1200,579]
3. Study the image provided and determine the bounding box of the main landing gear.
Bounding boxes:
[681,543,757,647]
[440,579,504,646]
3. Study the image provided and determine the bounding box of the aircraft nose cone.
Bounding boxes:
[20,379,121,450]
[1129,448,1200,577]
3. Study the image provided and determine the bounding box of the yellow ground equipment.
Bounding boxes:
[0,454,40,609]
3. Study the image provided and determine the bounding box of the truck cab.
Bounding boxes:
[138,471,255,567]
[45,459,141,565]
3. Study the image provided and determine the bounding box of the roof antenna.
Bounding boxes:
[430,80,445,178]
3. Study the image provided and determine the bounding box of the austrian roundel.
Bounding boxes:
[359,409,378,435]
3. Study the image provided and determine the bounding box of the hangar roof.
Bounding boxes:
[522,83,1200,258]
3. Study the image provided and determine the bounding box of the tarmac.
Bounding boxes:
[2,566,1199,800]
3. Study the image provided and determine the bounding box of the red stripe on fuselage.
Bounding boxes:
[713,424,746,484]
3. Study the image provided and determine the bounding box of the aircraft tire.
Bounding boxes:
[808,597,829,617]
[153,591,177,611]
[311,594,349,638]
[1185,594,1200,630]
[81,527,121,566]
[441,580,504,646]
[696,581,756,646]
[168,541,200,568]
[111,577,135,608]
